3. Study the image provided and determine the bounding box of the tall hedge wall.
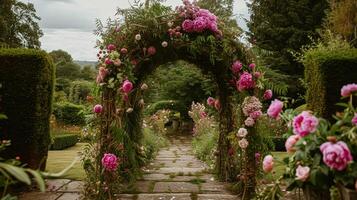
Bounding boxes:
[0,48,55,170]
[304,48,357,119]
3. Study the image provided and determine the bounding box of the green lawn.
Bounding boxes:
[270,152,288,180]
[46,143,86,180]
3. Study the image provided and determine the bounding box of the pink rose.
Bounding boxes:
[352,113,357,126]
[239,138,249,149]
[244,117,255,127]
[295,165,310,182]
[122,80,133,93]
[293,111,318,137]
[147,46,156,56]
[107,44,116,51]
[231,60,242,74]
[262,155,274,173]
[263,89,273,100]
[249,63,256,70]
[214,99,221,110]
[93,104,103,114]
[207,97,215,106]
[237,128,248,138]
[267,99,283,119]
[237,72,255,91]
[320,141,353,171]
[182,19,194,32]
[101,153,119,171]
[341,83,357,97]
[193,17,206,32]
[285,135,301,153]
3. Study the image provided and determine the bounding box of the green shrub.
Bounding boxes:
[0,48,54,170]
[139,128,168,165]
[145,100,186,117]
[68,80,93,104]
[53,102,86,125]
[270,137,286,152]
[192,131,218,168]
[50,134,78,150]
[303,39,357,119]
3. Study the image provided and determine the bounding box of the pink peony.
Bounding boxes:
[293,111,319,137]
[214,99,221,110]
[262,155,274,173]
[263,89,273,100]
[239,138,249,149]
[267,99,283,119]
[320,141,353,171]
[237,72,255,91]
[249,110,262,120]
[120,48,128,54]
[96,67,108,84]
[285,135,301,153]
[245,117,255,127]
[122,80,133,93]
[105,58,113,65]
[352,113,357,126]
[193,17,207,32]
[237,128,248,138]
[254,71,261,78]
[249,63,256,70]
[207,97,215,106]
[295,165,310,182]
[93,104,103,114]
[182,19,194,32]
[101,153,119,171]
[341,83,357,97]
[231,60,242,74]
[147,46,156,56]
[242,96,262,117]
[255,152,261,162]
[107,44,116,51]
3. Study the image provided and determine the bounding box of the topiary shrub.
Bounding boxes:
[304,40,357,119]
[53,102,86,125]
[50,134,78,150]
[0,48,54,170]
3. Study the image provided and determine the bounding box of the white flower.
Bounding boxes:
[126,108,134,113]
[237,128,248,138]
[141,83,148,90]
[161,41,168,48]
[167,22,174,27]
[135,34,141,41]
[239,138,249,149]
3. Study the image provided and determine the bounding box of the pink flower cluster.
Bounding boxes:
[207,97,220,110]
[267,99,283,119]
[178,1,219,34]
[262,155,274,173]
[101,153,119,171]
[320,141,353,171]
[236,72,255,91]
[242,96,262,120]
[341,83,357,97]
[293,111,319,137]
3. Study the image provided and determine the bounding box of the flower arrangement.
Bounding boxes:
[262,83,357,199]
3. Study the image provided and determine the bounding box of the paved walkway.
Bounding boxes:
[19,136,239,200]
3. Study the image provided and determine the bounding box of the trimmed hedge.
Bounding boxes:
[53,102,86,125]
[0,48,55,170]
[50,134,78,150]
[145,100,185,116]
[304,47,357,119]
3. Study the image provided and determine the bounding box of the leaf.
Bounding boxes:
[0,163,31,185]
[25,169,45,192]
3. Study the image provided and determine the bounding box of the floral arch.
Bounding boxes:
[87,1,257,199]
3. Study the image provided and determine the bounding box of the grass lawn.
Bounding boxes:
[46,143,86,180]
[270,152,288,180]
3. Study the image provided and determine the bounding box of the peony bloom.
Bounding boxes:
[237,72,255,91]
[101,153,118,171]
[113,59,121,66]
[320,141,353,171]
[341,83,357,97]
[147,46,156,56]
[193,17,207,32]
[96,67,108,84]
[237,128,248,138]
[263,89,273,100]
[249,63,256,70]
[262,155,274,173]
[161,41,168,48]
[267,99,283,119]
[105,58,113,65]
[182,19,194,32]
[285,135,301,153]
[122,80,133,93]
[93,104,103,114]
[135,34,141,41]
[141,83,148,90]
[295,165,310,182]
[120,48,128,54]
[107,44,116,51]
[245,117,255,127]
[214,99,221,110]
[207,97,215,106]
[293,111,319,137]
[352,113,357,126]
[249,110,262,120]
[239,138,249,149]
[231,60,242,74]
[242,96,262,117]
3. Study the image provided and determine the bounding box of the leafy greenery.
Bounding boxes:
[50,134,79,150]
[53,102,86,125]
[0,0,43,48]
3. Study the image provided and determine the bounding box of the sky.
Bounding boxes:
[22,0,249,61]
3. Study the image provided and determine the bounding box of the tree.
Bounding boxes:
[56,62,82,80]
[80,65,96,81]
[0,0,43,48]
[247,0,329,77]
[49,50,73,64]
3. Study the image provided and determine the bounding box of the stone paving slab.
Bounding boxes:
[142,173,171,181]
[46,179,71,191]
[57,181,84,192]
[197,194,239,200]
[18,192,62,200]
[152,167,206,174]
[200,182,230,194]
[56,192,82,200]
[115,194,136,200]
[153,182,199,193]
[137,193,192,200]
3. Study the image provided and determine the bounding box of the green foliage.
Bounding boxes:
[0,0,43,48]
[139,128,168,164]
[0,48,54,170]
[68,80,93,104]
[145,100,184,116]
[302,37,357,119]
[49,49,73,64]
[53,102,86,125]
[192,130,219,169]
[50,134,79,150]
[56,62,82,80]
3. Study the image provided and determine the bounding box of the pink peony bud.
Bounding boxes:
[122,80,133,93]
[249,63,256,70]
[262,155,274,173]
[267,99,283,119]
[105,58,113,65]
[254,71,261,78]
[231,60,242,74]
[107,44,116,51]
[214,99,221,110]
[147,46,156,56]
[93,104,103,113]
[207,97,215,106]
[341,83,357,97]
[244,117,255,127]
[263,89,273,100]
[285,135,301,153]
[120,48,128,54]
[295,165,310,182]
